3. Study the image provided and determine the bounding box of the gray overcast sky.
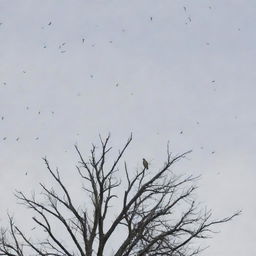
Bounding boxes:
[0,0,255,255]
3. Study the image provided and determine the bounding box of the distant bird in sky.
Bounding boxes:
[150,17,153,21]
[35,137,39,140]
[16,137,20,141]
[143,158,149,169]
[82,38,85,43]
[48,22,52,26]
[1,116,4,120]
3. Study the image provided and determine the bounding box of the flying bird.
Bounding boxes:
[143,158,149,169]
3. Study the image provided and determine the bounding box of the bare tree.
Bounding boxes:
[0,135,240,256]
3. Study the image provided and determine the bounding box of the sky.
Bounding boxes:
[0,0,256,255]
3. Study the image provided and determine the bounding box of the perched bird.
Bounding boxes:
[143,158,149,169]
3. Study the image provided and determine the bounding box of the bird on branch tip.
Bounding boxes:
[143,158,149,169]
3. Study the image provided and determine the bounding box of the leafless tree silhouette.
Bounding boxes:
[0,135,240,256]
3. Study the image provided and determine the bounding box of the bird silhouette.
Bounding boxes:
[143,158,149,169]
